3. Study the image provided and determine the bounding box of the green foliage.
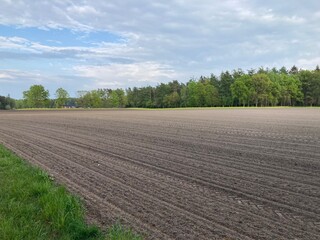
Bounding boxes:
[186,80,199,107]
[126,87,154,108]
[203,80,219,107]
[55,88,69,108]
[299,70,320,106]
[23,85,50,108]
[11,65,320,109]
[251,73,273,106]
[219,71,234,106]
[231,75,251,106]
[277,74,303,106]
[279,66,288,75]
[289,65,299,75]
[154,83,170,107]
[0,145,142,240]
[109,89,127,107]
[106,224,142,240]
[76,90,102,108]
[164,91,180,107]
[0,95,15,110]
[0,145,102,240]
[76,89,127,108]
[230,70,306,107]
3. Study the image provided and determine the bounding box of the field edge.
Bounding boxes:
[0,144,142,240]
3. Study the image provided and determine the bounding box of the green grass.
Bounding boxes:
[106,225,142,240]
[0,145,142,240]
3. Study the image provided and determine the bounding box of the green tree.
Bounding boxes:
[110,91,120,107]
[251,74,272,106]
[195,81,207,106]
[289,65,299,75]
[308,70,320,106]
[186,80,200,107]
[55,88,69,108]
[0,96,6,109]
[279,66,288,75]
[232,69,244,79]
[180,85,188,107]
[109,89,127,107]
[89,90,103,108]
[154,83,171,107]
[219,71,234,106]
[14,99,26,109]
[184,79,218,107]
[313,75,320,105]
[267,72,282,106]
[209,74,219,89]
[271,67,279,74]
[0,95,15,110]
[277,74,303,106]
[126,87,139,107]
[76,90,101,108]
[76,91,89,107]
[97,88,112,107]
[125,87,153,108]
[203,81,219,107]
[138,87,154,108]
[257,67,268,74]
[299,70,315,106]
[23,85,49,108]
[231,75,251,106]
[164,92,180,107]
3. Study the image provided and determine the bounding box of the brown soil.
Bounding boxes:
[0,108,319,239]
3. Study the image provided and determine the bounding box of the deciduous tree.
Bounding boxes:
[23,85,49,108]
[55,88,69,108]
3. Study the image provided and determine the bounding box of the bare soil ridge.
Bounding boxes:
[0,108,319,239]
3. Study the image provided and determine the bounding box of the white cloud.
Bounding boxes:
[67,5,99,15]
[0,73,14,79]
[0,69,49,83]
[0,36,31,49]
[297,57,320,69]
[0,36,146,62]
[74,62,178,90]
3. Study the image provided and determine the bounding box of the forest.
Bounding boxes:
[1,66,320,109]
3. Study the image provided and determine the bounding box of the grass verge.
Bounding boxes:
[0,144,142,240]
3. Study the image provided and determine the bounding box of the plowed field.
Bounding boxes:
[0,108,319,239]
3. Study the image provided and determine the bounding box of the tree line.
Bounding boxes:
[0,95,15,110]
[2,65,320,109]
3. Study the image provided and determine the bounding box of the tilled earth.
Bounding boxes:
[0,108,319,239]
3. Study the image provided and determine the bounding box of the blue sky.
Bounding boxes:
[0,0,319,98]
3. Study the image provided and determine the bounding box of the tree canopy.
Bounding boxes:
[3,65,320,110]
[55,88,69,108]
[0,95,14,110]
[23,85,50,108]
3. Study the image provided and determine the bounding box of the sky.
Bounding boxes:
[0,0,319,98]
